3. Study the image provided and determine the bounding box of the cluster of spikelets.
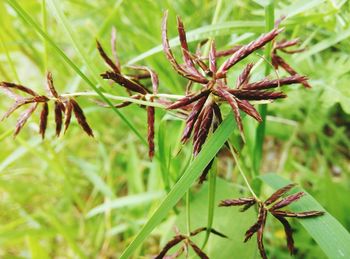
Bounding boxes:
[0,10,324,259]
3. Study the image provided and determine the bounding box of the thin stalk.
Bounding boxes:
[186,190,191,236]
[201,160,217,249]
[229,143,259,200]
[252,2,275,192]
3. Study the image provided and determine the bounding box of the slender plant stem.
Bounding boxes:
[0,29,20,83]
[229,143,259,200]
[252,2,275,191]
[41,0,48,71]
[201,160,217,249]
[186,191,191,236]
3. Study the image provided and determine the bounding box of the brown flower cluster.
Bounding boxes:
[155,227,227,259]
[219,184,324,258]
[0,72,93,138]
[97,29,159,159]
[162,11,308,182]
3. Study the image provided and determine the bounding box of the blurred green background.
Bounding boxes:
[0,0,349,258]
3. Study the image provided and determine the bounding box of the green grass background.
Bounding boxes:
[0,0,349,258]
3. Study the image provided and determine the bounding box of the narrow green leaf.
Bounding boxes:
[120,114,235,259]
[87,191,164,218]
[261,173,350,259]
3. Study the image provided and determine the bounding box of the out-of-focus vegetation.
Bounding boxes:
[0,0,349,258]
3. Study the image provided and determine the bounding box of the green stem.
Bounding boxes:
[186,191,191,236]
[252,1,275,193]
[201,160,217,249]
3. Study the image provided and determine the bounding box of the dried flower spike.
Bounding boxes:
[97,30,159,159]
[0,73,94,138]
[155,226,227,259]
[162,11,307,182]
[219,184,324,258]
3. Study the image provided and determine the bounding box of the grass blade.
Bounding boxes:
[261,173,350,259]
[120,114,235,259]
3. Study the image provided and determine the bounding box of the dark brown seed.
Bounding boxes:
[14,103,38,137]
[215,45,242,58]
[39,102,49,139]
[218,28,283,77]
[101,71,149,94]
[46,72,59,98]
[272,214,295,255]
[54,101,63,137]
[219,197,256,207]
[270,192,305,211]
[96,40,121,74]
[70,99,94,137]
[264,183,296,206]
[147,106,155,159]
[154,235,186,259]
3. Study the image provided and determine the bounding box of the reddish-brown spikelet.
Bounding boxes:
[70,99,94,137]
[272,210,324,218]
[147,106,155,159]
[257,208,268,259]
[101,71,148,94]
[244,203,266,242]
[272,214,295,254]
[54,101,64,137]
[46,72,59,98]
[39,102,49,139]
[96,40,121,74]
[181,95,208,143]
[237,63,254,88]
[219,197,256,207]
[227,89,286,100]
[215,87,245,142]
[188,240,209,259]
[270,192,305,210]
[265,183,296,206]
[154,235,186,259]
[64,100,73,134]
[218,28,284,77]
[167,90,210,110]
[14,103,38,137]
[245,75,307,90]
[193,104,213,156]
[0,81,38,96]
